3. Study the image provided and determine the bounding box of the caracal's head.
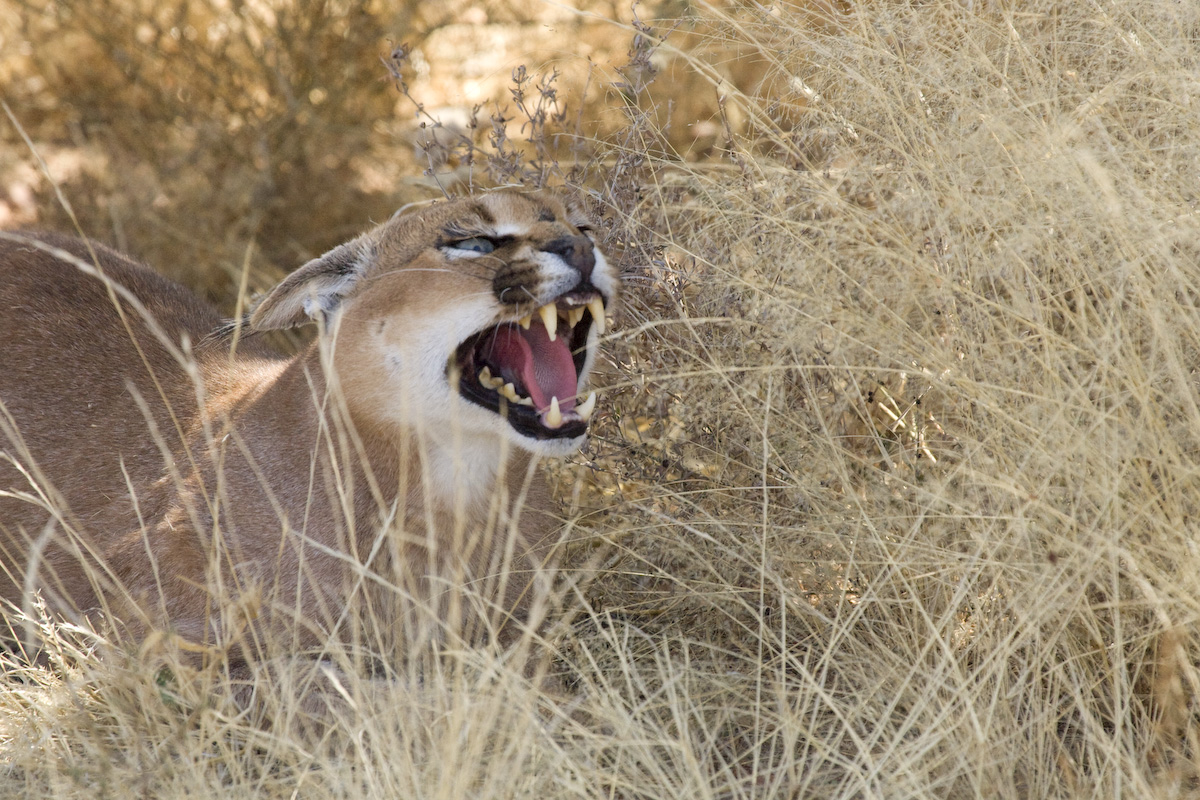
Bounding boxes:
[250,189,619,457]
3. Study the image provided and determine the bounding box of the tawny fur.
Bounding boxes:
[0,190,616,666]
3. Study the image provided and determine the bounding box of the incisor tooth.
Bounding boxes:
[518,313,532,330]
[576,390,597,421]
[567,307,585,328]
[538,303,558,341]
[587,297,606,335]
[479,366,499,388]
[545,396,563,428]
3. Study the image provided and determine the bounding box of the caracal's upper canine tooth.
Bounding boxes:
[539,303,558,341]
[545,396,563,428]
[576,390,597,421]
[587,297,606,335]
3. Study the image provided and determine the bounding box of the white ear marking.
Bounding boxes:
[250,238,375,331]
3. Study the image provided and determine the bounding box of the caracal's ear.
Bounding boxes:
[250,236,375,331]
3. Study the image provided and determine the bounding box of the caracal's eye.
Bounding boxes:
[448,237,497,254]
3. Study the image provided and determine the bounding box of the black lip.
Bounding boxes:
[451,300,597,441]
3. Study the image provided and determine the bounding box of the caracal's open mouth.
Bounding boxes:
[451,291,606,440]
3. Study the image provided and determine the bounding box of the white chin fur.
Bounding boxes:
[436,390,586,455]
[473,398,588,456]
[519,431,587,457]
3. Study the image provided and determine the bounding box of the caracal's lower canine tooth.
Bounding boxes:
[567,307,585,328]
[538,303,558,341]
[576,390,597,421]
[518,313,532,330]
[545,396,563,428]
[587,297,606,335]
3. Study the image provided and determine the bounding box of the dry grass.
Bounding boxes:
[3,0,1200,797]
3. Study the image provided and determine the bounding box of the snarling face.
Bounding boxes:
[252,190,618,456]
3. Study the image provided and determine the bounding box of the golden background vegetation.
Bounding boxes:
[3,0,1200,797]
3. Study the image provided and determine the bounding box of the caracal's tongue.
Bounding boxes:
[488,321,578,412]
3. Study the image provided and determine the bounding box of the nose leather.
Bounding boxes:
[543,235,595,281]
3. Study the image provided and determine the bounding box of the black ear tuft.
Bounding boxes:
[249,237,375,331]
